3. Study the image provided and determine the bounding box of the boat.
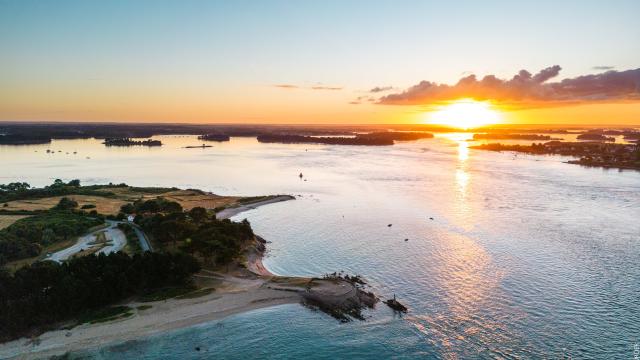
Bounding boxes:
[383,294,408,313]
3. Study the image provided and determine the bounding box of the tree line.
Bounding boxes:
[0,210,103,265]
[131,201,255,266]
[0,179,115,204]
[0,251,200,341]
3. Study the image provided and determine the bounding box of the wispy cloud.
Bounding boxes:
[311,85,343,90]
[274,84,299,89]
[369,86,393,93]
[273,84,342,90]
[592,66,614,71]
[378,66,640,108]
[349,96,377,105]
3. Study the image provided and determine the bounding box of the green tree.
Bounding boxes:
[188,207,208,223]
[120,203,135,214]
[53,197,78,210]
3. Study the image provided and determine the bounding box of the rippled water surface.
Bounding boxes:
[2,135,639,359]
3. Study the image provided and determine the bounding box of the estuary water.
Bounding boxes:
[1,134,639,359]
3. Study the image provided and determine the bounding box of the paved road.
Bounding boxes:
[47,221,127,262]
[129,223,153,252]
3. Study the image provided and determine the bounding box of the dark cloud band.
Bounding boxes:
[378,66,640,108]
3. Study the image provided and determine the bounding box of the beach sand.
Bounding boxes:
[0,244,301,359]
[216,195,296,220]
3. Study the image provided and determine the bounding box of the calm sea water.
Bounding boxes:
[1,134,639,359]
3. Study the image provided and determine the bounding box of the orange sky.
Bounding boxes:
[2,85,639,126]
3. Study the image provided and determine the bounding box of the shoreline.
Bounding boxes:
[0,193,310,359]
[216,195,296,220]
[0,272,301,359]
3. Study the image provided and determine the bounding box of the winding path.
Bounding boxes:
[47,221,127,262]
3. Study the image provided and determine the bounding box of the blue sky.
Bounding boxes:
[1,0,639,123]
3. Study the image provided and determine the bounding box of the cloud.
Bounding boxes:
[369,86,393,93]
[593,66,614,70]
[378,66,640,108]
[274,84,342,91]
[311,86,343,90]
[274,84,299,89]
[349,96,378,105]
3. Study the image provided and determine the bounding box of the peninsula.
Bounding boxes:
[471,141,640,170]
[0,181,378,359]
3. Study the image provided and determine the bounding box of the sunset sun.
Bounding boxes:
[428,99,502,129]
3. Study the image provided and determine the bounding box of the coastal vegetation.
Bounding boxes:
[117,223,142,253]
[0,211,103,264]
[131,202,254,266]
[0,251,200,341]
[0,179,114,204]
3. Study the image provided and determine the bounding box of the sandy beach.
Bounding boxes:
[216,195,296,220]
[0,267,301,359]
[0,230,297,360]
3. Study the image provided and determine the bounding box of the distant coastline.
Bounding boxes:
[471,141,640,170]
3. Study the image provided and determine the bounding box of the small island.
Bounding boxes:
[0,180,379,358]
[197,134,230,142]
[576,133,615,141]
[103,138,162,147]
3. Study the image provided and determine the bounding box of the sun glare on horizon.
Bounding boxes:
[427,99,502,129]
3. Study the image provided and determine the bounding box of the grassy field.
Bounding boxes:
[3,195,127,214]
[105,187,240,210]
[0,215,31,229]
[3,187,241,214]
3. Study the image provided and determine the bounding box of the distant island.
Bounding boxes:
[0,180,380,357]
[197,134,230,142]
[472,133,558,140]
[471,141,640,170]
[576,133,615,141]
[0,134,51,145]
[103,138,162,147]
[257,131,433,146]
